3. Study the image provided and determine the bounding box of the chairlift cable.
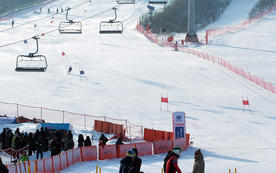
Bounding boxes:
[0,6,121,49]
[0,0,90,33]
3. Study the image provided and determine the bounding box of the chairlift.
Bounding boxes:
[116,0,135,4]
[148,0,167,4]
[59,8,82,34]
[15,36,48,72]
[99,7,123,34]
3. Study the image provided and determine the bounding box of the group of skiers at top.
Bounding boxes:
[118,146,204,173]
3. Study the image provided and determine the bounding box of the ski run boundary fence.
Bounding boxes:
[205,5,276,44]
[0,101,144,140]
[6,133,190,173]
[136,15,276,96]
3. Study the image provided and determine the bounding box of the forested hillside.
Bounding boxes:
[0,0,47,17]
[140,0,232,33]
[249,0,276,18]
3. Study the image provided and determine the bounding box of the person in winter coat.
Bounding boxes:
[28,132,36,156]
[115,135,124,148]
[132,148,142,173]
[192,149,205,173]
[119,150,136,173]
[65,130,74,150]
[50,136,62,157]
[99,134,108,147]
[163,146,183,173]
[84,136,92,146]
[36,131,44,159]
[78,134,84,147]
[0,157,9,173]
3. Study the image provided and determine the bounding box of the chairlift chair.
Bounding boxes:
[99,7,123,34]
[116,0,135,4]
[148,0,167,4]
[59,8,82,34]
[15,36,48,72]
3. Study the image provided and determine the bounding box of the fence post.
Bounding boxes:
[40,107,43,119]
[84,115,87,130]
[63,111,65,123]
[16,104,19,117]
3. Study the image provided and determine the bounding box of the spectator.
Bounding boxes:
[192,149,205,173]
[28,132,36,156]
[115,135,124,148]
[0,157,9,173]
[132,148,142,173]
[119,150,136,173]
[78,134,84,147]
[36,131,44,159]
[99,134,108,147]
[163,146,183,173]
[44,127,50,151]
[84,136,92,146]
[65,130,74,150]
[50,136,62,157]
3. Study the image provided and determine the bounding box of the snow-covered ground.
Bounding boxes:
[1,0,276,172]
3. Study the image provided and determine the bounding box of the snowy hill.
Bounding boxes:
[1,0,276,172]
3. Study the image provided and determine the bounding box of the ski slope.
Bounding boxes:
[1,0,276,172]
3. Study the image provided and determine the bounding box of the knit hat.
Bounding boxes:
[126,150,136,157]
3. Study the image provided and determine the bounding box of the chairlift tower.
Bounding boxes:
[185,0,199,43]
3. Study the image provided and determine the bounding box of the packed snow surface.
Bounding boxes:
[0,0,276,172]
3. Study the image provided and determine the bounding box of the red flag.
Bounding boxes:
[243,100,249,105]
[62,52,65,56]
[41,33,45,36]
[161,97,168,103]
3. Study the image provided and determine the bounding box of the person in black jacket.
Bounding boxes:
[0,157,9,173]
[28,132,36,156]
[78,134,84,147]
[115,135,124,148]
[84,136,92,146]
[36,131,44,159]
[50,136,62,157]
[132,148,142,173]
[119,150,136,173]
[99,134,108,147]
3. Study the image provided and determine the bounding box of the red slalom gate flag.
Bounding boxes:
[161,97,168,103]
[243,100,249,105]
[62,52,66,56]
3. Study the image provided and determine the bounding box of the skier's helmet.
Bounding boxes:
[173,146,183,156]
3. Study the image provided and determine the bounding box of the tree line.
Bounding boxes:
[249,0,276,18]
[140,0,232,33]
[0,0,46,16]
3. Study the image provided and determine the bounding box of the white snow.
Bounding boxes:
[0,0,276,172]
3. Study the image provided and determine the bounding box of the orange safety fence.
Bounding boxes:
[153,140,173,154]
[81,146,97,161]
[94,120,125,136]
[137,21,276,95]
[117,143,136,158]
[99,145,117,160]
[135,142,153,156]
[7,134,190,172]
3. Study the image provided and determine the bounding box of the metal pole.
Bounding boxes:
[84,115,87,130]
[63,111,65,123]
[16,104,19,117]
[40,107,42,119]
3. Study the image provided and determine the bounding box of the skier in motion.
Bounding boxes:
[163,146,183,173]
